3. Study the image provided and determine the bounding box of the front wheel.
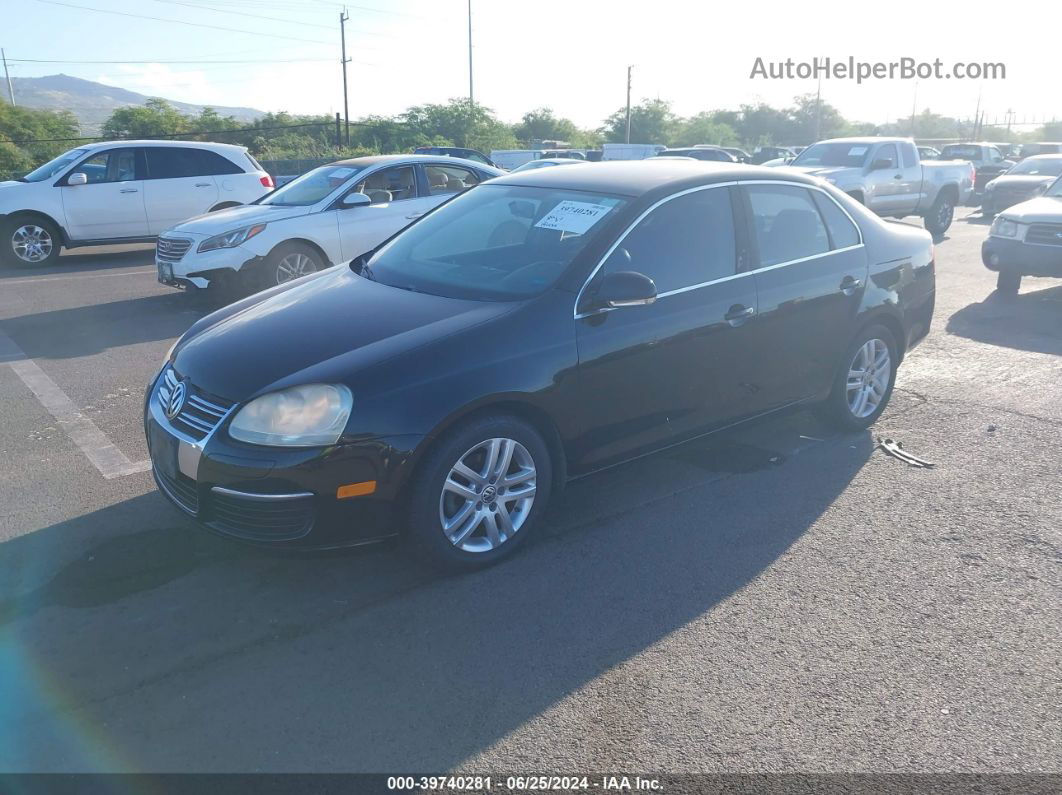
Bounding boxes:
[260,242,324,291]
[406,415,552,571]
[816,325,898,432]
[996,267,1021,294]
[924,193,955,235]
[4,215,61,268]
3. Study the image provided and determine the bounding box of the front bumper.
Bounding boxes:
[982,236,1062,278]
[156,242,262,290]
[144,370,423,549]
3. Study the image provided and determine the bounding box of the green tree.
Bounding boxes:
[101,98,190,138]
[512,107,579,144]
[401,99,517,153]
[735,102,797,147]
[0,101,80,177]
[672,112,739,147]
[788,93,850,142]
[600,99,677,144]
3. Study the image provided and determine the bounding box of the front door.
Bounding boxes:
[142,147,220,234]
[739,183,869,410]
[572,185,759,472]
[60,147,149,240]
[337,165,434,260]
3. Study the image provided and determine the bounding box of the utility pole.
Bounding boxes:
[1,48,14,106]
[813,65,822,140]
[467,0,474,107]
[909,81,918,136]
[625,65,633,144]
[339,9,351,146]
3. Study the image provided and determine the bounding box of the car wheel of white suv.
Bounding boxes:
[4,214,62,268]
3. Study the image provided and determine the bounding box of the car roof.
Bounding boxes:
[488,159,818,197]
[330,154,495,170]
[1021,153,1062,161]
[816,137,912,146]
[82,139,248,152]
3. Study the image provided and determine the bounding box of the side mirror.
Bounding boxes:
[339,192,371,209]
[67,172,88,186]
[870,158,894,171]
[597,270,657,309]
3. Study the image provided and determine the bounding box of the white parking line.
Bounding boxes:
[0,328,150,479]
[0,267,156,286]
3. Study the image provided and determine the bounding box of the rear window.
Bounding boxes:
[145,147,242,178]
[941,145,981,160]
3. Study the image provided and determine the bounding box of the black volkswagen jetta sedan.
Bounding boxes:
[146,160,935,569]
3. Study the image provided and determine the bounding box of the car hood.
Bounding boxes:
[167,203,311,236]
[173,267,513,402]
[999,196,1062,224]
[987,175,1054,190]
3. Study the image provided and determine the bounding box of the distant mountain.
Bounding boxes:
[5,74,265,134]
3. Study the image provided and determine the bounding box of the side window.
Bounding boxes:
[745,185,830,266]
[988,147,1003,163]
[146,147,207,179]
[197,149,244,175]
[874,144,898,169]
[353,166,416,204]
[425,164,480,196]
[74,149,138,183]
[601,187,737,294]
[901,143,918,168]
[811,191,861,249]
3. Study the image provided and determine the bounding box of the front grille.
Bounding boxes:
[1025,223,1062,247]
[158,367,235,442]
[206,489,315,542]
[155,467,199,515]
[156,236,193,263]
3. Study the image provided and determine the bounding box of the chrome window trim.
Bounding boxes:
[573,179,865,319]
[210,486,315,502]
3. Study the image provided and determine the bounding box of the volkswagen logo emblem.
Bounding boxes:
[166,380,188,420]
[481,485,497,504]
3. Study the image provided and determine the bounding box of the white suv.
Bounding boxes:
[155,154,501,295]
[0,140,274,268]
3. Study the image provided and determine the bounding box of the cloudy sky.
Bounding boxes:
[4,0,1059,130]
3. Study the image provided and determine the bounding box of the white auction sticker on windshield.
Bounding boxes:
[848,146,868,157]
[534,201,613,234]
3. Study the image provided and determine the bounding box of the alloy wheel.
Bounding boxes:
[937,200,954,230]
[846,338,891,419]
[275,252,317,284]
[12,224,53,263]
[438,437,537,553]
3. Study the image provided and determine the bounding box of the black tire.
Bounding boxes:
[996,267,1022,294]
[3,214,62,268]
[924,192,956,235]
[406,414,553,571]
[259,242,324,291]
[815,324,898,432]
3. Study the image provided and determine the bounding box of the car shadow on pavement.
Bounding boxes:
[946,284,1062,356]
[1,420,873,772]
[0,246,155,279]
[0,293,214,360]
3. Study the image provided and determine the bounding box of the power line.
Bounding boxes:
[35,0,337,46]
[8,57,335,65]
[151,0,336,30]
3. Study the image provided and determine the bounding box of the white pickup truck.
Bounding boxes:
[784,137,975,235]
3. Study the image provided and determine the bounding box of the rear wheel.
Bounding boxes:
[260,242,324,291]
[925,192,955,235]
[996,267,1022,294]
[4,215,61,268]
[816,324,897,432]
[406,415,552,571]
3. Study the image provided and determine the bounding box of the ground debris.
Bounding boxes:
[876,436,936,468]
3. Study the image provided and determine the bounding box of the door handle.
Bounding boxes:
[724,304,755,327]
[893,174,903,180]
[840,277,862,296]
[194,182,211,187]
[119,188,138,193]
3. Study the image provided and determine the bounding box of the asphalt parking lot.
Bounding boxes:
[0,209,1059,773]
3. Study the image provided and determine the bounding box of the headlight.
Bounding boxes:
[228,384,352,447]
[198,224,266,253]
[990,217,1019,238]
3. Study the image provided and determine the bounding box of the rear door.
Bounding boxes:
[60,147,149,240]
[142,147,221,234]
[572,185,759,470]
[740,183,868,409]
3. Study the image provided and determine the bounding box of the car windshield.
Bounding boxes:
[1045,177,1062,197]
[363,184,628,301]
[20,148,89,182]
[941,145,981,160]
[258,164,366,207]
[511,160,561,172]
[1009,158,1062,177]
[791,142,871,168]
